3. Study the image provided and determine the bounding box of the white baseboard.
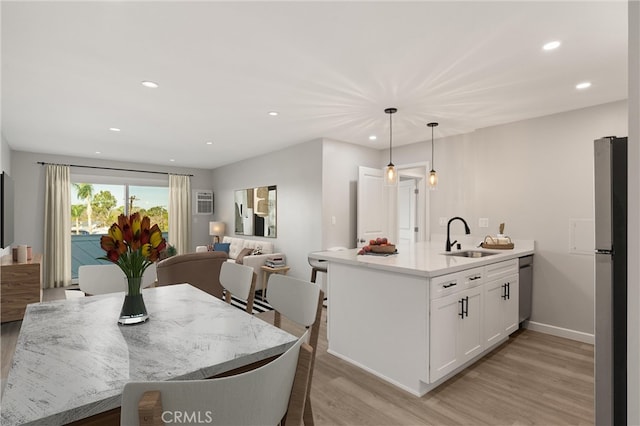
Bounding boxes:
[524,320,594,344]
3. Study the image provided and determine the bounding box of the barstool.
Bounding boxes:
[308,247,348,282]
[308,247,346,308]
[309,260,328,283]
[308,254,328,309]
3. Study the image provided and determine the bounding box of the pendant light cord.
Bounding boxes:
[389,112,393,163]
[427,122,439,170]
[384,107,397,165]
[431,125,434,169]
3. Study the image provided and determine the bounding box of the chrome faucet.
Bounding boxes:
[446,216,471,252]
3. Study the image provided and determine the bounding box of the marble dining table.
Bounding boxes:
[0,283,297,425]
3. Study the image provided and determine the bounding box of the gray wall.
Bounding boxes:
[321,138,380,250]
[211,139,324,282]
[10,151,215,280]
[392,100,628,338]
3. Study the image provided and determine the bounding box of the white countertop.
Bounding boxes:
[312,240,534,278]
[1,284,296,426]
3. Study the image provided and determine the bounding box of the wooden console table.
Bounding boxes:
[1,253,42,323]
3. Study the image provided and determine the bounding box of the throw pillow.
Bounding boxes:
[213,242,230,254]
[236,247,255,265]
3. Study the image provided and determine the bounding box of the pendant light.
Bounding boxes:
[427,122,439,189]
[384,107,398,186]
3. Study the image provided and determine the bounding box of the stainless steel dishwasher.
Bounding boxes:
[519,255,533,324]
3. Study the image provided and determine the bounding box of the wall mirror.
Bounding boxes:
[234,185,277,238]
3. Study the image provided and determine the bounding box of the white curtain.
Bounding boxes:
[44,164,71,288]
[169,174,192,255]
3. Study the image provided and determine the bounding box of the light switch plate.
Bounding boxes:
[439,217,447,227]
[479,218,489,228]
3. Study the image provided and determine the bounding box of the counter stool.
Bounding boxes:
[310,261,327,283]
[308,247,346,309]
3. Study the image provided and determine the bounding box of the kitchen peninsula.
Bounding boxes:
[312,240,534,396]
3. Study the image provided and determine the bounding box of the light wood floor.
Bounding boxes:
[1,288,594,425]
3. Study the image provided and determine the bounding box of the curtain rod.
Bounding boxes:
[37,162,193,177]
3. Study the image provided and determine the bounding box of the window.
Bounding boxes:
[70,182,169,279]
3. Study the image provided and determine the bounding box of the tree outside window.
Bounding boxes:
[70,182,168,279]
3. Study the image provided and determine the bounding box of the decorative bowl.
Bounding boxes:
[369,244,396,253]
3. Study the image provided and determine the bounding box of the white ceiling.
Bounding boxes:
[1,1,628,169]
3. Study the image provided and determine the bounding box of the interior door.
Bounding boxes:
[398,178,416,246]
[357,166,389,247]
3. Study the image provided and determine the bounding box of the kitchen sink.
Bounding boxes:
[445,250,497,258]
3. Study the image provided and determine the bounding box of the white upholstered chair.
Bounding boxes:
[141,263,157,289]
[120,332,312,426]
[195,245,209,253]
[220,262,256,314]
[78,263,157,296]
[266,274,324,426]
[78,264,126,295]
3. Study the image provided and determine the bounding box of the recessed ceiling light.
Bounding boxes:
[206,141,213,145]
[369,135,377,141]
[169,159,175,162]
[141,81,159,89]
[576,81,592,90]
[109,127,121,132]
[95,151,101,154]
[268,111,279,116]
[543,41,561,51]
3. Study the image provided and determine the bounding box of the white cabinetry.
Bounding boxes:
[429,259,521,383]
[484,259,519,349]
[429,267,484,382]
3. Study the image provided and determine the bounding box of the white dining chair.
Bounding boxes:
[220,262,256,314]
[78,264,127,295]
[141,263,157,289]
[78,263,157,296]
[120,332,312,426]
[195,245,209,253]
[266,274,324,426]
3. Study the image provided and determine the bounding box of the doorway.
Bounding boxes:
[398,177,418,245]
[356,163,429,247]
[397,164,428,244]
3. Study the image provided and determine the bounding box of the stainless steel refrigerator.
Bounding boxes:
[594,136,627,426]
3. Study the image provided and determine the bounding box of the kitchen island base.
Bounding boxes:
[327,262,430,396]
[322,242,533,397]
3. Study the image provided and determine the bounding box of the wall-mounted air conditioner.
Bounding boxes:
[194,190,214,215]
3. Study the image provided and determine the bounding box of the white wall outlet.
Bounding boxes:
[479,218,489,228]
[439,217,447,227]
[331,215,336,225]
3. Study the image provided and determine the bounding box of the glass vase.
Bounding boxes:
[118,276,149,325]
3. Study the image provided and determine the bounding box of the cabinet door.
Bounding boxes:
[458,287,484,363]
[503,274,519,335]
[484,273,520,349]
[484,278,505,348]
[430,292,461,382]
